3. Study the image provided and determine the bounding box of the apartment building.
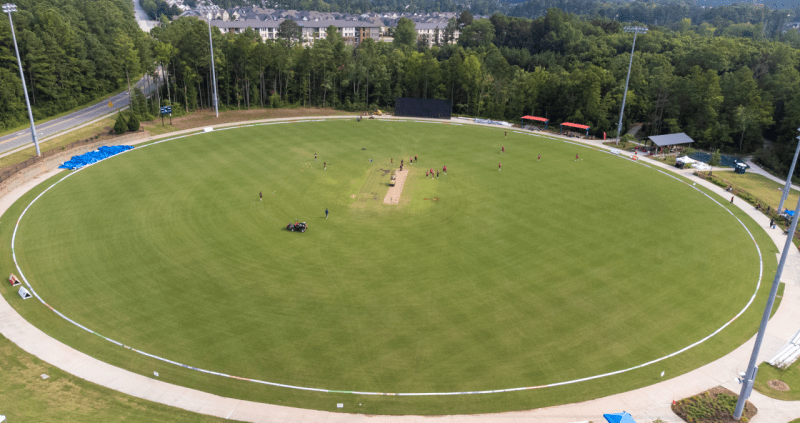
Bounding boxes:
[415,22,459,47]
[211,19,282,41]
[210,18,381,46]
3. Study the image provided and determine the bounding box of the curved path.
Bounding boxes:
[1,116,800,422]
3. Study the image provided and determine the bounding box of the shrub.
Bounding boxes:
[113,113,127,135]
[269,93,281,108]
[709,149,721,167]
[127,114,140,132]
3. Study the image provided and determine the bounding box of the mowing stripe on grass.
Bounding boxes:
[10,119,764,396]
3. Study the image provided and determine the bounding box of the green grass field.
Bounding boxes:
[708,171,800,211]
[0,334,231,422]
[0,120,779,415]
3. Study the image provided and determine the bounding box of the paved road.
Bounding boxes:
[0,0,159,157]
[0,75,155,156]
[132,0,158,32]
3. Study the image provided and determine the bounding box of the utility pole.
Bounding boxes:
[777,132,800,214]
[734,158,800,419]
[4,3,41,156]
[615,26,647,145]
[201,6,219,118]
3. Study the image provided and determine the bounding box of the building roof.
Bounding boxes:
[299,20,381,28]
[648,132,695,146]
[521,115,548,122]
[561,122,590,130]
[416,22,448,29]
[211,19,282,29]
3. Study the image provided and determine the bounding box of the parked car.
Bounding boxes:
[287,222,308,232]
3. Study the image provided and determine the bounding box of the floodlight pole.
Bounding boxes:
[203,9,219,118]
[777,132,800,215]
[615,26,647,145]
[4,3,41,156]
[734,188,800,419]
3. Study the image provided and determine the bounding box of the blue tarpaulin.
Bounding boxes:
[60,145,133,170]
[603,412,637,423]
[786,209,795,218]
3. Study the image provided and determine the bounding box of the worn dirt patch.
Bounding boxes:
[384,169,409,205]
[768,380,790,391]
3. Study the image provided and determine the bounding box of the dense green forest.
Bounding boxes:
[2,0,800,174]
[138,10,799,162]
[0,0,150,130]
[140,0,182,20]
[510,1,798,39]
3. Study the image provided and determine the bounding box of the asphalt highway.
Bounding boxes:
[0,75,154,156]
[0,1,159,157]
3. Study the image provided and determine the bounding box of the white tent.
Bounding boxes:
[676,156,698,164]
[676,156,711,170]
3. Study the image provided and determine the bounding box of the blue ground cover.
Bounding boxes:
[60,145,133,170]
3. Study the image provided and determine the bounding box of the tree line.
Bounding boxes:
[0,0,149,131]
[139,10,798,156]
[3,1,800,176]
[140,0,182,20]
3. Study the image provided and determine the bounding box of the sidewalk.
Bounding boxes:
[0,117,799,422]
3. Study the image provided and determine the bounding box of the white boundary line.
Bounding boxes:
[10,120,764,396]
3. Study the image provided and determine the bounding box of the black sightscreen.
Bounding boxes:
[394,98,452,119]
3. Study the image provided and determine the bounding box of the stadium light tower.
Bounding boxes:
[734,148,800,420]
[199,6,219,118]
[4,3,41,156]
[615,26,647,144]
[777,129,800,214]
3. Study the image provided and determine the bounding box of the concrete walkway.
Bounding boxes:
[1,116,800,422]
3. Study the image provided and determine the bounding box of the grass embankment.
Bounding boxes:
[0,334,233,422]
[0,108,351,171]
[696,171,800,249]
[754,349,800,401]
[141,107,352,136]
[0,80,138,139]
[0,121,778,415]
[0,116,117,169]
[702,172,800,211]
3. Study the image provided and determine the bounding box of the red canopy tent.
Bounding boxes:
[560,122,590,136]
[521,115,549,129]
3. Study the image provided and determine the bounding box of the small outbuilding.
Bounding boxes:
[521,115,549,130]
[647,133,695,152]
